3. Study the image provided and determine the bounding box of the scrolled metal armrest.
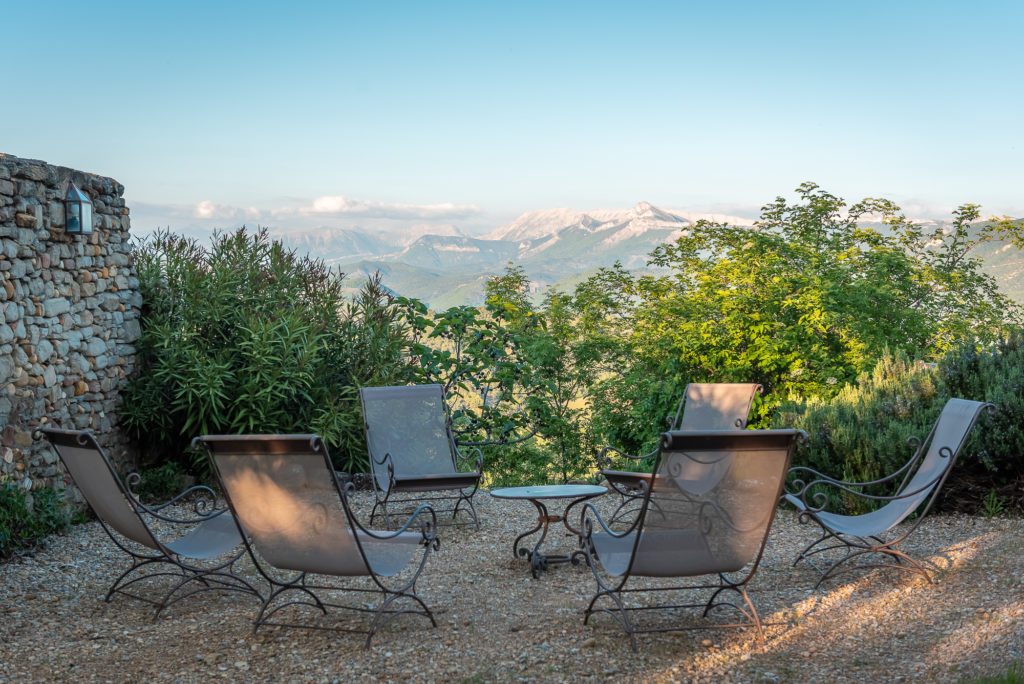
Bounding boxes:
[596,444,658,471]
[129,479,228,523]
[788,467,949,515]
[579,501,639,541]
[354,503,440,547]
[456,445,484,474]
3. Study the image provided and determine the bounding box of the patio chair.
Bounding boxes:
[194,433,439,647]
[581,429,803,650]
[36,427,258,616]
[359,384,483,530]
[784,398,994,587]
[597,383,762,523]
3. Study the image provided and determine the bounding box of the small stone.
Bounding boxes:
[14,213,37,229]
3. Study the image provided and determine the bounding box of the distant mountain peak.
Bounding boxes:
[484,207,588,242]
[631,200,655,217]
[629,201,687,224]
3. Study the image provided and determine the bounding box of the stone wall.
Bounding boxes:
[0,153,140,503]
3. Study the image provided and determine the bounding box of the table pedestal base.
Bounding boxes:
[512,499,590,579]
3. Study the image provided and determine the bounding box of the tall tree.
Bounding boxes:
[583,183,1024,454]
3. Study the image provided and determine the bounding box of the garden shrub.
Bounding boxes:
[0,483,71,561]
[131,461,188,504]
[123,228,416,475]
[778,333,1024,515]
[480,441,560,488]
[777,351,942,514]
[932,331,1024,512]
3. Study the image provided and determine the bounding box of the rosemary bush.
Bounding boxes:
[778,333,1024,515]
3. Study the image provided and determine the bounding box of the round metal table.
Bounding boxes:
[490,484,607,578]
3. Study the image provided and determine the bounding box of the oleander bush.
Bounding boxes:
[123,228,417,475]
[0,483,71,561]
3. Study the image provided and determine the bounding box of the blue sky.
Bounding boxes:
[3,1,1022,235]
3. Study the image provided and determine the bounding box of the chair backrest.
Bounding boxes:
[199,434,369,576]
[629,429,801,577]
[662,383,762,494]
[672,382,761,430]
[883,398,990,527]
[359,384,458,492]
[39,428,159,550]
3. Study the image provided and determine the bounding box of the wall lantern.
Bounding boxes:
[64,181,92,234]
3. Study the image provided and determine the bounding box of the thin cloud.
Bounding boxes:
[300,195,480,220]
[194,200,248,220]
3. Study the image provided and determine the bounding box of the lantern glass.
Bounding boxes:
[64,182,93,234]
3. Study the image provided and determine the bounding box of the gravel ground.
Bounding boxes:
[0,489,1022,683]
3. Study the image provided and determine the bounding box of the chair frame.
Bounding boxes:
[37,427,259,617]
[195,433,440,647]
[596,383,762,523]
[359,384,483,530]
[784,399,994,587]
[581,429,804,651]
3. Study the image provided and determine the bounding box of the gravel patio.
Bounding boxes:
[0,490,1021,683]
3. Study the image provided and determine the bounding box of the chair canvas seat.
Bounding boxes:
[196,433,440,647]
[590,528,723,577]
[162,512,246,560]
[38,428,257,617]
[360,384,482,529]
[392,472,481,492]
[782,492,926,539]
[582,428,803,650]
[785,398,993,586]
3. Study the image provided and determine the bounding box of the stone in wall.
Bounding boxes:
[0,153,140,505]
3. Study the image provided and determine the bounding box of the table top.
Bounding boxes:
[490,484,607,500]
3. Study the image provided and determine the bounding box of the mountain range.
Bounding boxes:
[285,202,716,308]
[267,202,1024,310]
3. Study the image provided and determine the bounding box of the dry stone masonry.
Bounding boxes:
[0,153,140,503]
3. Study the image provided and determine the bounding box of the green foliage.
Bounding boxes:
[777,351,942,514]
[581,184,1024,454]
[931,331,1024,509]
[981,488,1006,518]
[779,332,1024,514]
[400,296,536,447]
[131,461,187,504]
[0,483,71,561]
[966,662,1024,684]
[936,331,1024,474]
[480,442,554,488]
[517,288,603,482]
[400,265,608,484]
[123,228,415,474]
